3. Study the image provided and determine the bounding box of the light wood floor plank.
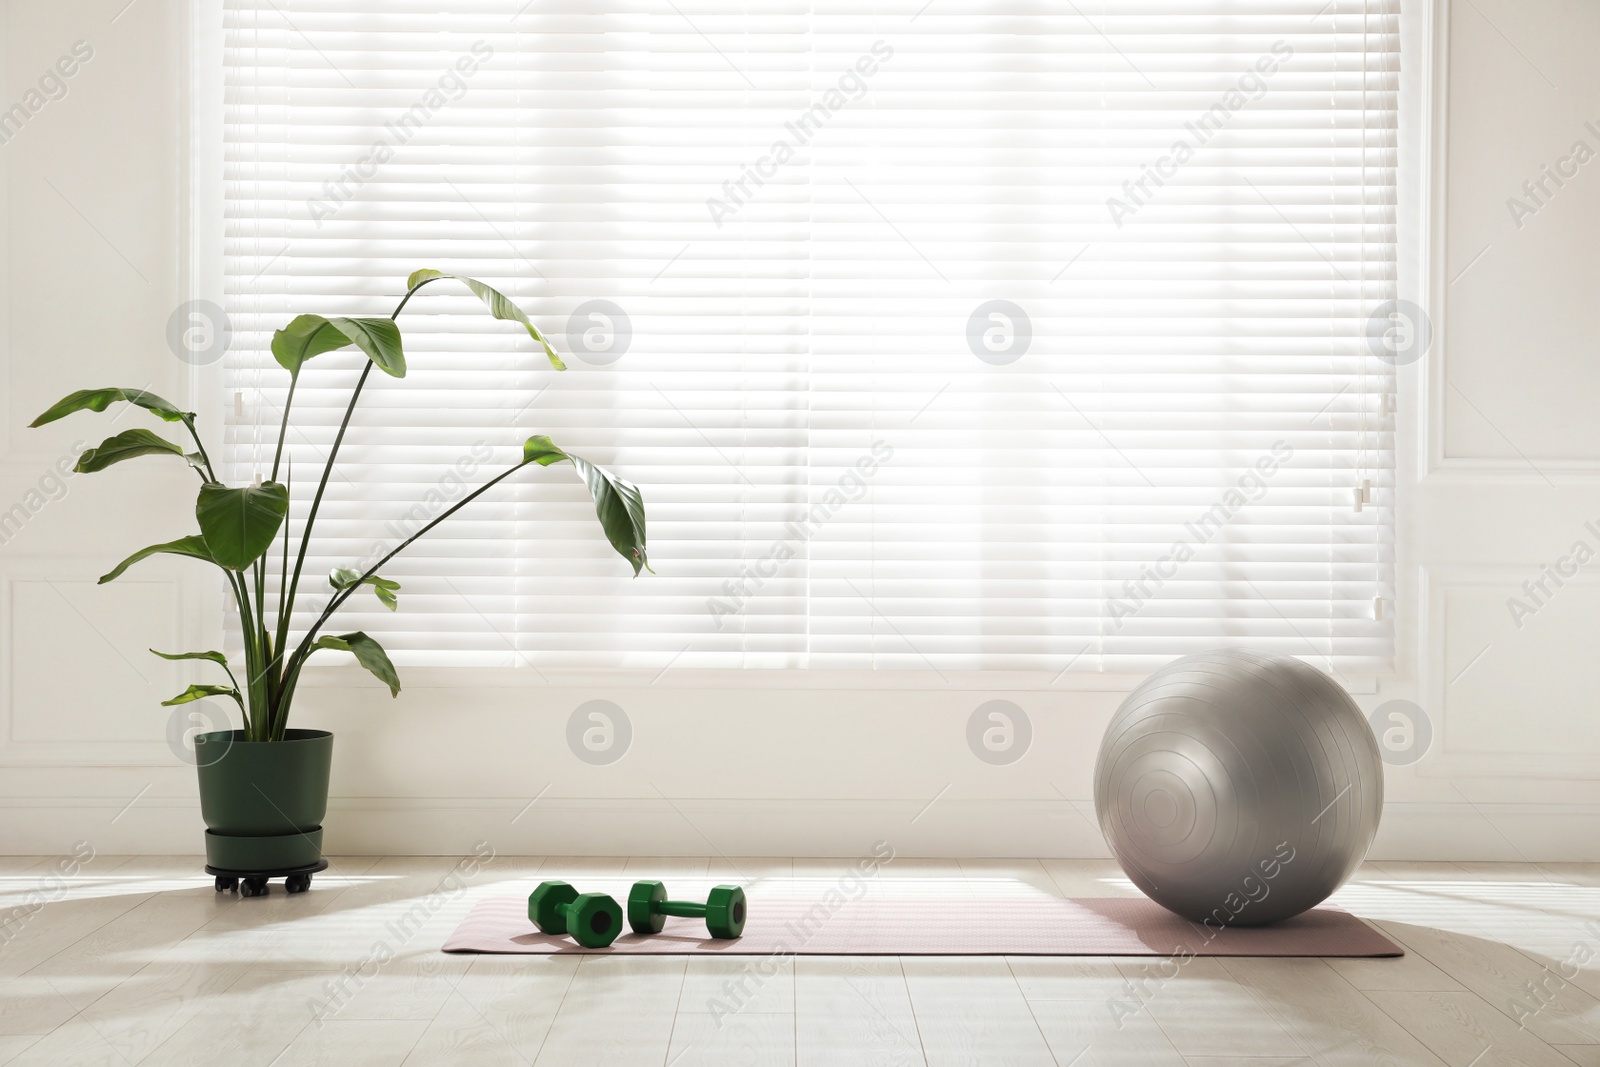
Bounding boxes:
[667,1012,796,1067]
[1119,958,1306,1060]
[72,958,251,1064]
[795,956,925,1067]
[679,955,795,1016]
[1009,956,1132,1002]
[957,859,1064,900]
[534,1009,678,1066]
[1218,956,1448,1066]
[620,855,712,879]
[0,977,79,1037]
[1325,920,1466,992]
[1040,859,1140,898]
[437,954,580,1063]
[142,1004,308,1067]
[900,956,1057,1065]
[0,1033,44,1065]
[223,962,460,1026]
[1385,922,1600,1045]
[1028,996,1188,1066]
[0,885,150,982]
[707,857,797,891]
[1365,989,1578,1067]
[273,1018,430,1066]
[24,886,240,1008]
[1539,865,1600,888]
[525,955,686,1065]
[5,1016,139,1067]
[400,987,539,1067]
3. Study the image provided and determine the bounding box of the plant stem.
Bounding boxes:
[389,282,424,320]
[221,571,250,705]
[182,415,218,483]
[228,570,260,739]
[254,558,266,643]
[275,462,293,637]
[269,374,298,484]
[273,360,373,689]
[255,559,274,716]
[218,660,243,701]
[269,388,297,660]
[272,659,303,742]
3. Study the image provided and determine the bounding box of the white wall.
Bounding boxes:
[3,0,1598,860]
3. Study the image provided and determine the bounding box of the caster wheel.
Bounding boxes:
[285,873,311,894]
[240,876,269,898]
[215,876,238,893]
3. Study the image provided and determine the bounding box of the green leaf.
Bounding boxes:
[150,649,230,667]
[271,314,356,375]
[196,481,290,570]
[405,269,565,370]
[566,453,650,576]
[99,535,215,584]
[328,317,405,377]
[31,387,192,428]
[311,632,401,696]
[329,568,401,611]
[272,314,405,378]
[75,428,188,473]
[522,436,648,576]
[521,434,567,467]
[160,683,239,707]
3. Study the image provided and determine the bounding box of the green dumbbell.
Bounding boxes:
[627,881,747,939]
[528,880,623,948]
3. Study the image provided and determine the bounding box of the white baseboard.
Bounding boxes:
[3,796,1599,862]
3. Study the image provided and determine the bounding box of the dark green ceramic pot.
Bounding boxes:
[194,729,332,872]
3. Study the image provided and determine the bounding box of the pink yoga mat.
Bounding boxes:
[443,895,1401,957]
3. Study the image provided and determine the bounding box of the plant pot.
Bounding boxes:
[194,729,332,872]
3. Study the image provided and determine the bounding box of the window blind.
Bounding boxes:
[220,1,1398,674]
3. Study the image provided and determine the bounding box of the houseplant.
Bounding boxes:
[31,270,648,893]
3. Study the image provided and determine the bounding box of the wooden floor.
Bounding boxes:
[2,856,1598,1066]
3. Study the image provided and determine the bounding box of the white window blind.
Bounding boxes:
[220,1,1398,675]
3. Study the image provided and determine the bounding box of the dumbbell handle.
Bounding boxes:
[653,900,709,919]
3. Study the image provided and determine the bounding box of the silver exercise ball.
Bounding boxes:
[1093,649,1382,925]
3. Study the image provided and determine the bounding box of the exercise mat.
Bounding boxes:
[443,895,1401,957]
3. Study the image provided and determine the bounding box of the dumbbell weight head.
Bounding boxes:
[704,885,747,939]
[529,880,579,933]
[628,880,669,935]
[565,892,624,948]
[529,880,624,948]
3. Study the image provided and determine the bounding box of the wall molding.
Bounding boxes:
[1419,564,1600,780]
[0,559,210,767]
[1422,0,1600,479]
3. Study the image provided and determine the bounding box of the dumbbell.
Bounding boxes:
[627,881,747,939]
[528,880,623,948]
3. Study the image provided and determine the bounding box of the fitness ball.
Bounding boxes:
[1093,649,1383,925]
